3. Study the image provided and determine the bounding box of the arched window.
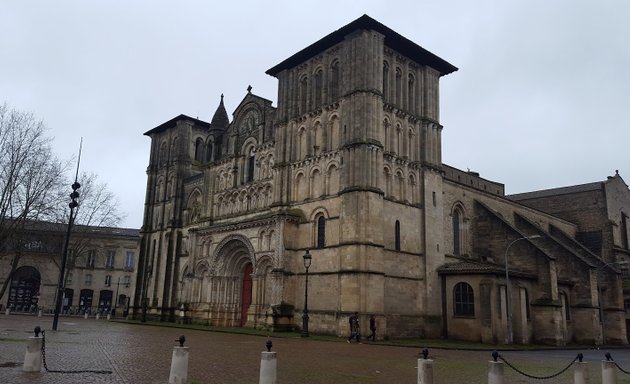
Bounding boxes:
[383,61,390,101]
[453,282,474,316]
[330,60,340,101]
[453,210,461,256]
[299,75,308,114]
[205,141,214,162]
[395,67,402,106]
[395,220,401,251]
[317,216,326,248]
[247,147,255,183]
[194,138,204,162]
[314,69,323,108]
[408,74,415,111]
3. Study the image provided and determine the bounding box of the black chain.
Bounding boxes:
[605,353,630,375]
[41,330,112,374]
[498,352,579,380]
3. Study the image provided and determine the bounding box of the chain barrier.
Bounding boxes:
[41,330,112,374]
[493,351,580,380]
[605,352,630,375]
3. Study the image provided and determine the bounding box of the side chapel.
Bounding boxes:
[133,15,630,345]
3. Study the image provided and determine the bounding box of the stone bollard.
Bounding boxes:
[5,308,9,315]
[488,351,504,384]
[259,337,277,384]
[23,326,43,372]
[96,313,100,320]
[169,335,188,384]
[602,353,617,384]
[417,348,433,384]
[107,313,111,321]
[574,353,588,384]
[38,309,42,317]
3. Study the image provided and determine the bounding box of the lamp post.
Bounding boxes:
[504,234,540,344]
[596,261,628,345]
[301,249,312,337]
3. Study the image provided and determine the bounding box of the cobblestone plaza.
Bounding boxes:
[3,314,630,383]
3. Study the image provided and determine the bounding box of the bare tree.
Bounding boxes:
[0,103,125,302]
[0,103,66,300]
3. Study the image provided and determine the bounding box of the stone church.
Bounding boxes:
[133,15,630,345]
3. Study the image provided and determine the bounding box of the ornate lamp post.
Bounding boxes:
[301,249,312,337]
[504,234,540,344]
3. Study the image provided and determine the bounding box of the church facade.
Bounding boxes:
[133,15,630,345]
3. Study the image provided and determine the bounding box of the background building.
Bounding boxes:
[0,221,139,316]
[133,15,630,345]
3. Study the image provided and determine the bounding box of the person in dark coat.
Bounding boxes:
[347,312,361,343]
[367,314,376,341]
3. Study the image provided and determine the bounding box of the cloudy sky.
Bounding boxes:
[2,0,628,228]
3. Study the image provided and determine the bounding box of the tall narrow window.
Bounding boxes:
[382,61,390,101]
[299,76,308,114]
[124,251,135,271]
[453,210,461,256]
[454,282,474,316]
[194,138,204,162]
[86,250,96,269]
[85,274,93,286]
[205,141,214,162]
[407,74,415,112]
[105,250,115,269]
[622,213,629,249]
[314,69,323,108]
[395,68,402,106]
[247,147,255,183]
[395,220,401,251]
[105,275,112,287]
[317,216,326,248]
[330,60,340,101]
[124,275,131,288]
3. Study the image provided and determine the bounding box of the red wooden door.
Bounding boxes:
[240,264,253,326]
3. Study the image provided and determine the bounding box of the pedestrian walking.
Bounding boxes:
[347,312,361,343]
[367,314,376,341]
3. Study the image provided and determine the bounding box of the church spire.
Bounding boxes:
[210,94,229,131]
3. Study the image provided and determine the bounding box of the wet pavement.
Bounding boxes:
[2,313,630,383]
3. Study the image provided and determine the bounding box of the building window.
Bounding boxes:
[105,275,112,287]
[622,213,629,249]
[624,299,630,310]
[67,272,73,285]
[407,74,415,111]
[330,60,340,101]
[205,140,214,162]
[124,275,131,288]
[105,250,115,269]
[395,220,401,251]
[453,210,461,256]
[395,67,402,106]
[247,147,255,183]
[522,288,531,320]
[85,274,92,286]
[453,282,474,316]
[194,138,204,162]
[314,69,323,107]
[124,251,135,271]
[560,292,570,321]
[317,216,326,249]
[86,250,96,269]
[382,61,389,101]
[299,76,308,114]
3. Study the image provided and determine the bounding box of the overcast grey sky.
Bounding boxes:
[2,0,628,228]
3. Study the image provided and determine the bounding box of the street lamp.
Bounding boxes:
[596,261,628,345]
[504,234,540,344]
[301,249,312,337]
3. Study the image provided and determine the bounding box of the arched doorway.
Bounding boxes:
[7,266,41,312]
[240,263,253,326]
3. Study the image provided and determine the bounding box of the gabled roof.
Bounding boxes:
[508,181,603,201]
[144,114,212,136]
[266,14,458,77]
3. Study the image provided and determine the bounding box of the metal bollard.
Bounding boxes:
[574,353,588,384]
[417,348,433,384]
[259,337,277,384]
[169,336,188,384]
[602,353,617,384]
[488,351,504,384]
[23,326,43,372]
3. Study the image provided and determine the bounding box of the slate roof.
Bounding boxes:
[508,181,603,201]
[266,14,458,77]
[144,114,212,136]
[210,94,229,130]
